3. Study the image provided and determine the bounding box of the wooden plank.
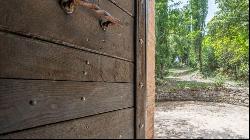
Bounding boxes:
[0,0,134,61]
[146,103,155,139]
[0,79,134,134]
[135,0,147,139]
[0,32,133,82]
[145,0,155,139]
[108,0,135,16]
[0,108,134,139]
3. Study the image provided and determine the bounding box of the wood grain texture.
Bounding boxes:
[146,102,154,139]
[146,0,155,139]
[135,0,147,139]
[0,32,133,82]
[0,0,134,61]
[0,79,134,134]
[0,108,134,139]
[108,0,135,16]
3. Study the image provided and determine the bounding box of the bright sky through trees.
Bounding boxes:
[205,0,218,24]
[170,0,218,24]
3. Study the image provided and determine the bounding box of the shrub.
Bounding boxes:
[213,74,225,87]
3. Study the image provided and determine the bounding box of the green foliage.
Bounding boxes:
[213,74,226,87]
[201,36,218,77]
[156,0,208,78]
[155,0,249,82]
[190,0,208,72]
[206,0,249,81]
[155,0,170,79]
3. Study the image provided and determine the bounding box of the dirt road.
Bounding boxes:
[155,101,249,139]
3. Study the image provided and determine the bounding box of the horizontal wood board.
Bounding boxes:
[0,108,134,139]
[0,0,134,61]
[0,32,133,82]
[108,0,135,16]
[0,0,138,138]
[0,79,134,134]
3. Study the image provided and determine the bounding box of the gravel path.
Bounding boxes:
[155,101,249,139]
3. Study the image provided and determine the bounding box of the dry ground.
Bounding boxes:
[155,101,249,139]
[155,68,249,139]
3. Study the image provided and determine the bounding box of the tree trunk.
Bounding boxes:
[198,44,202,72]
[160,63,164,79]
[197,32,203,72]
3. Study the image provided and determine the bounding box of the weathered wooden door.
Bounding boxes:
[0,0,146,139]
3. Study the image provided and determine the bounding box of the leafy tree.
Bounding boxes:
[156,0,170,79]
[206,0,249,80]
[155,0,249,81]
[189,0,208,72]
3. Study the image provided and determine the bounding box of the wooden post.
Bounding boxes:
[146,0,155,139]
[136,0,155,139]
[135,0,146,139]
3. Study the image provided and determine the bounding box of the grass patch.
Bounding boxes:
[158,79,216,93]
[168,68,197,77]
[172,81,214,91]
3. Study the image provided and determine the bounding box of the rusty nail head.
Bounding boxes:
[81,97,86,101]
[139,39,143,44]
[139,123,144,128]
[83,71,88,75]
[139,82,144,88]
[29,100,37,106]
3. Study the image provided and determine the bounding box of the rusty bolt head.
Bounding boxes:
[60,0,76,14]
